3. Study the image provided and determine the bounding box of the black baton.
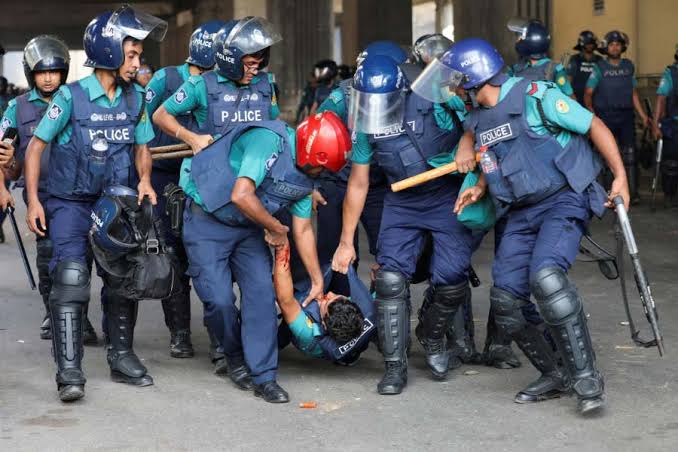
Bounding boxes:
[5,206,37,290]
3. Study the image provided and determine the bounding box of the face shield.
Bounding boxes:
[507,17,529,39]
[410,57,465,103]
[347,87,405,134]
[414,35,453,65]
[225,16,282,55]
[24,36,70,71]
[105,5,168,42]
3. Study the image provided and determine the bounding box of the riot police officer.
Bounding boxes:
[507,18,574,96]
[144,20,225,359]
[23,6,166,402]
[309,59,338,115]
[152,17,281,374]
[652,44,678,206]
[424,38,629,415]
[584,30,649,204]
[177,111,351,403]
[568,31,602,105]
[333,55,474,394]
[0,35,99,343]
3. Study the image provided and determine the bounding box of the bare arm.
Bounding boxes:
[455,131,477,173]
[653,95,666,139]
[292,214,324,306]
[331,163,369,274]
[24,136,48,235]
[632,88,649,126]
[134,143,157,204]
[583,87,595,113]
[589,116,630,209]
[309,101,319,116]
[232,177,289,244]
[0,169,14,211]
[273,243,302,324]
[152,105,212,154]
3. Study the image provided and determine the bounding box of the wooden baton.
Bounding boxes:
[390,153,482,192]
[150,143,191,154]
[152,150,194,160]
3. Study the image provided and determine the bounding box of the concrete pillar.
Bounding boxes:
[266,0,334,120]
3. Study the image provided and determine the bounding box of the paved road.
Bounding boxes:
[1,189,677,451]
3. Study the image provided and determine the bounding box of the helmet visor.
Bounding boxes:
[411,57,465,103]
[106,5,168,42]
[507,17,529,36]
[225,16,282,55]
[414,35,453,65]
[24,36,70,71]
[348,87,405,134]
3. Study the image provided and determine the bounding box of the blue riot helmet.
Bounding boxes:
[22,35,70,95]
[186,20,226,69]
[411,38,506,103]
[412,33,453,67]
[574,30,598,51]
[348,54,406,134]
[83,5,167,70]
[90,185,144,256]
[213,16,282,81]
[356,40,408,66]
[508,17,550,59]
[600,30,629,54]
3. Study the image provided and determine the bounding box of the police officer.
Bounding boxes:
[584,31,649,204]
[507,18,574,97]
[23,6,166,402]
[652,44,678,206]
[568,31,602,105]
[0,35,101,343]
[176,111,351,402]
[309,59,338,115]
[144,20,225,359]
[153,17,280,373]
[333,54,474,394]
[424,38,629,414]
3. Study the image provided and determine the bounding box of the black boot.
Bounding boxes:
[446,288,480,366]
[106,295,153,387]
[532,268,605,415]
[491,287,570,403]
[375,271,409,395]
[40,292,52,340]
[205,318,228,374]
[50,260,91,402]
[162,289,194,358]
[254,381,289,403]
[224,356,254,391]
[481,307,522,369]
[417,283,468,379]
[82,303,98,346]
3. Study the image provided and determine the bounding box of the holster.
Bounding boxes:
[163,183,186,237]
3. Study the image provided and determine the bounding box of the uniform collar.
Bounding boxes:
[83,73,123,102]
[27,87,43,102]
[530,57,551,67]
[217,73,263,87]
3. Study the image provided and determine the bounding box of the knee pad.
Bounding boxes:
[51,260,91,305]
[490,287,529,336]
[530,267,581,326]
[621,146,636,165]
[374,270,409,301]
[432,282,469,308]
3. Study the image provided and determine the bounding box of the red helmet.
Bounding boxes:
[296,111,352,173]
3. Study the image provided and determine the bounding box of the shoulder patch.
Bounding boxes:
[145,88,156,103]
[329,90,343,103]
[557,76,566,86]
[1,117,11,133]
[555,98,570,114]
[174,88,187,104]
[265,152,279,171]
[527,81,555,99]
[47,104,63,120]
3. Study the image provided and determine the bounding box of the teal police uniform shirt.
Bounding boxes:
[288,310,324,358]
[317,86,347,119]
[0,88,49,137]
[351,95,468,166]
[496,77,593,146]
[586,58,638,90]
[182,125,312,219]
[508,57,574,96]
[33,74,154,145]
[657,63,678,121]
[144,63,192,115]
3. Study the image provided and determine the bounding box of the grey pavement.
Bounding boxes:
[1,187,677,452]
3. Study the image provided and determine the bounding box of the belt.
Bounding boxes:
[189,198,209,217]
